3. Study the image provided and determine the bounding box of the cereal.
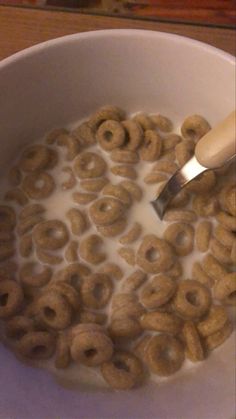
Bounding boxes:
[103,183,132,207]
[17,331,56,360]
[162,133,181,152]
[55,334,71,369]
[0,280,24,319]
[57,133,81,161]
[141,311,182,335]
[5,315,34,340]
[197,305,228,337]
[0,261,17,281]
[214,225,235,248]
[118,247,136,266]
[109,316,142,339]
[71,331,113,367]
[66,208,88,235]
[5,188,29,206]
[19,235,33,258]
[192,262,214,288]
[97,217,127,237]
[192,194,218,217]
[110,149,139,164]
[182,321,205,362]
[219,181,236,216]
[81,273,113,309]
[119,222,142,245]
[151,114,173,132]
[45,148,59,170]
[89,197,125,226]
[19,262,52,288]
[133,113,154,130]
[97,120,126,151]
[163,209,197,223]
[60,167,76,190]
[133,335,151,360]
[17,214,44,236]
[72,122,96,146]
[213,273,236,305]
[19,203,45,220]
[120,181,143,201]
[36,290,73,330]
[164,222,194,256]
[111,165,137,180]
[99,263,123,281]
[111,293,145,320]
[169,190,190,208]
[88,105,125,130]
[231,241,236,263]
[33,220,69,251]
[140,275,177,309]
[80,310,107,325]
[202,254,228,282]
[137,235,173,274]
[48,282,80,313]
[140,130,162,161]
[0,205,16,232]
[122,270,147,292]
[55,263,90,289]
[80,234,106,265]
[205,321,233,351]
[187,171,216,194]
[36,248,63,265]
[80,177,109,192]
[152,160,178,174]
[216,211,236,231]
[122,120,143,151]
[46,128,68,145]
[64,241,79,263]
[144,172,167,184]
[195,221,212,252]
[181,115,210,142]
[22,171,55,199]
[0,242,15,262]
[74,151,107,179]
[72,191,97,205]
[19,145,50,172]
[173,280,211,320]
[210,238,232,265]
[8,166,22,187]
[166,260,183,279]
[175,141,193,167]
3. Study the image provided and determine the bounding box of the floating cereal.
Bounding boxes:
[72,191,97,205]
[163,209,197,223]
[57,133,81,161]
[144,172,167,184]
[133,113,154,130]
[110,149,139,164]
[197,305,228,337]
[140,274,176,309]
[99,263,123,281]
[175,141,193,167]
[151,114,173,132]
[36,290,73,330]
[33,220,69,250]
[64,241,79,263]
[202,254,228,282]
[205,321,233,351]
[140,130,162,161]
[214,273,236,305]
[216,211,236,231]
[214,224,235,248]
[80,310,107,325]
[192,262,214,288]
[97,120,126,151]
[19,262,52,288]
[102,183,132,207]
[219,181,236,216]
[55,334,71,369]
[137,235,173,274]
[111,165,137,180]
[81,273,113,309]
[22,171,55,199]
[118,247,136,266]
[8,166,22,187]
[71,331,113,367]
[19,235,33,258]
[17,214,44,236]
[20,145,50,172]
[119,222,142,245]
[181,115,210,142]
[46,128,68,145]
[164,222,194,256]
[74,151,107,179]
[187,171,216,194]
[192,193,218,217]
[141,311,182,335]
[60,167,76,190]
[122,120,143,151]
[120,181,143,201]
[89,197,125,226]
[122,270,147,292]
[88,105,125,131]
[0,205,16,232]
[195,221,212,252]
[72,122,96,146]
[5,315,34,341]
[55,263,91,289]
[109,316,142,339]
[80,234,106,264]
[19,204,45,220]
[0,280,24,319]
[5,188,28,206]
[97,217,127,237]
[80,177,108,192]
[0,242,15,262]
[210,238,232,265]
[36,248,63,265]
[173,280,211,320]
[182,321,205,362]
[17,331,56,360]
[66,208,88,235]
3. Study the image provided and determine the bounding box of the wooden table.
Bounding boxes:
[0,5,235,61]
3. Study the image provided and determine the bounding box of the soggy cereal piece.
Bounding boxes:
[0,205,16,232]
[216,211,236,231]
[133,334,151,360]
[145,334,184,376]
[140,274,177,309]
[22,171,55,200]
[144,172,168,184]
[231,241,236,264]
[192,193,219,217]
[36,247,63,265]
[182,321,205,362]
[140,130,162,161]
[103,183,132,207]
[192,262,214,288]
[205,321,233,351]
[120,181,143,201]
[214,225,235,248]
[111,293,145,320]
[19,262,52,288]
[195,221,212,253]
[162,134,181,152]
[202,254,228,282]
[89,197,125,226]
[74,151,107,179]
[133,112,154,131]
[109,316,142,339]
[210,238,232,265]
[175,141,193,167]
[0,261,17,281]
[88,105,125,131]
[119,222,142,245]
[214,272,236,305]
[80,177,109,192]
[150,114,173,133]
[140,311,182,335]
[166,260,183,279]
[17,331,56,360]
[8,166,22,187]
[173,279,211,320]
[97,217,127,237]
[219,181,236,216]
[163,209,197,223]
[33,220,69,250]
[55,263,91,289]
[118,247,136,266]
[81,273,113,309]
[0,280,24,319]
[99,263,123,281]
[48,282,80,313]
[187,171,216,194]
[70,323,105,339]
[110,149,139,164]
[36,290,73,330]
[46,128,68,145]
[137,235,174,274]
[17,214,44,236]
[45,148,59,170]
[111,165,137,180]
[72,191,97,205]
[66,208,89,235]
[19,204,45,220]
[197,305,228,337]
[101,350,144,390]
[55,334,71,369]
[122,120,143,151]
[153,160,178,175]
[5,315,34,340]
[97,120,126,151]
[80,310,107,325]
[181,115,211,142]
[0,241,15,262]
[19,235,33,258]
[80,234,106,265]
[72,122,96,146]
[19,145,51,172]
[71,330,114,367]
[57,133,81,161]
[64,241,79,263]
[5,188,29,206]
[60,167,76,190]
[122,270,147,292]
[164,222,194,256]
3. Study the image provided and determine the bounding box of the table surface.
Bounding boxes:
[0,4,235,61]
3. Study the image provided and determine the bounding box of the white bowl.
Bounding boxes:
[0,30,235,419]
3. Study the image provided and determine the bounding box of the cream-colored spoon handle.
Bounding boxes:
[195,111,236,169]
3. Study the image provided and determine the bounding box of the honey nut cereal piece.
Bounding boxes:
[122,270,147,292]
[22,171,55,200]
[71,331,114,367]
[122,120,143,151]
[197,305,228,337]
[150,114,173,133]
[88,105,125,131]
[145,334,184,376]
[0,205,16,232]
[118,247,136,266]
[33,220,69,251]
[181,115,211,142]
[102,183,132,207]
[140,311,183,335]
[140,130,162,161]
[161,149,176,161]
[195,221,212,253]
[133,112,154,131]
[64,241,79,263]
[166,260,183,279]
[144,172,168,184]
[110,149,140,164]
[45,148,59,170]
[80,177,109,193]
[36,247,63,266]
[0,241,15,262]
[36,290,73,330]
[72,191,97,205]
[182,321,205,362]
[81,273,113,309]
[192,193,219,217]
[97,120,126,151]
[80,310,107,325]
[0,280,24,319]
[210,238,232,265]
[162,134,181,152]
[89,197,125,226]
[192,262,214,288]
[112,293,145,319]
[55,263,91,288]
[57,133,81,161]
[17,215,44,236]
[72,122,96,146]
[119,222,142,245]
[74,151,107,179]
[5,315,34,340]
[48,282,80,312]
[19,235,33,258]
[164,222,194,257]
[120,181,143,202]
[214,225,235,248]
[169,190,190,209]
[214,272,236,305]
[80,234,106,265]
[173,279,211,320]
[109,316,142,339]
[19,204,45,221]
[60,167,76,190]
[216,211,236,231]
[66,208,88,236]
[46,128,68,145]
[0,261,18,281]
[205,321,233,351]
[101,350,144,390]
[133,334,151,360]
[153,160,178,175]
[97,217,127,238]
[99,263,123,281]
[17,331,56,360]
[137,235,174,274]
[0,231,14,242]
[8,166,22,187]
[19,262,52,288]
[187,171,216,194]
[19,145,51,172]
[202,254,228,282]
[69,323,105,339]
[231,241,236,264]
[219,181,236,216]
[111,165,137,180]
[55,334,71,369]
[5,188,29,206]
[175,141,193,167]
[140,275,177,309]
[163,209,197,223]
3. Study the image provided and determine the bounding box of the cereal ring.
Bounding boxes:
[214,225,235,248]
[153,160,178,174]
[22,171,55,199]
[35,247,63,265]
[97,120,126,151]
[231,241,236,263]
[122,270,147,292]
[197,305,228,337]
[140,130,162,161]
[182,321,205,362]
[162,134,181,152]
[122,120,143,151]
[175,141,193,167]
[118,247,136,266]
[80,310,107,325]
[133,335,151,360]
[89,197,125,226]
[80,177,108,192]
[55,334,71,369]
[99,263,123,281]
[0,205,16,232]
[5,188,28,206]
[109,316,142,339]
[140,275,177,309]
[181,115,210,142]
[19,262,52,288]
[64,241,79,263]
[0,242,15,262]
[110,149,139,164]
[112,293,145,319]
[137,235,173,274]
[88,105,125,130]
[164,222,194,256]
[0,261,17,281]
[72,191,97,205]
[120,181,143,201]
[144,172,167,184]
[17,331,56,359]
[0,280,24,319]
[173,280,211,320]
[8,166,22,187]
[205,321,233,351]
[36,291,72,330]
[210,238,232,265]
[119,222,142,245]
[192,262,214,288]
[102,183,132,207]
[170,190,190,209]
[133,113,154,130]
[219,181,236,216]
[195,221,212,253]
[46,128,68,145]
[45,148,59,170]
[140,311,182,335]
[55,263,91,287]
[81,273,113,309]
[74,152,107,179]
[216,211,236,231]
[151,114,173,133]
[66,208,88,235]
[20,145,50,172]
[97,217,127,237]
[202,254,228,282]
[192,194,219,217]
[187,171,216,194]
[57,133,81,161]
[17,214,44,236]
[214,273,236,305]
[166,260,183,279]
[19,235,33,258]
[33,220,69,250]
[60,167,76,190]
[72,122,96,146]
[69,323,104,339]
[101,350,144,390]
[71,331,113,367]
[19,204,45,220]
[163,209,197,222]
[80,234,106,264]
[146,334,184,376]
[48,282,80,313]
[111,165,137,180]
[5,315,34,340]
